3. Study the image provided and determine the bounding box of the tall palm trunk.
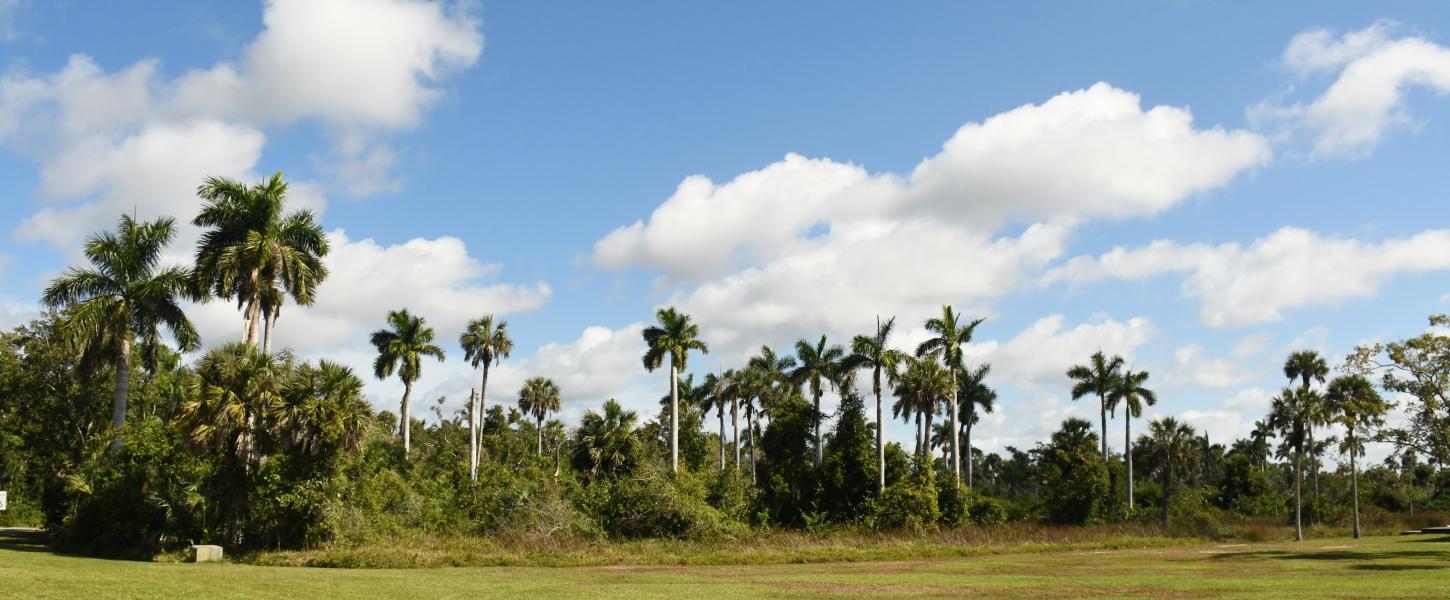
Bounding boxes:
[949,371,960,486]
[536,416,544,455]
[669,364,679,473]
[477,362,492,479]
[874,373,884,494]
[915,410,923,457]
[718,403,726,471]
[1293,444,1303,541]
[813,389,823,468]
[748,403,757,483]
[732,395,740,470]
[1350,429,1361,539]
[400,381,413,455]
[111,337,132,450]
[1126,413,1134,511]
[245,268,262,345]
[1161,461,1172,525]
[1309,426,1320,523]
[263,308,277,354]
[1099,392,1109,463]
[468,388,479,481]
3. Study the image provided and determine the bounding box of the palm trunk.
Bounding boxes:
[1350,428,1361,539]
[1162,462,1171,526]
[748,404,757,483]
[669,365,679,473]
[813,389,823,468]
[536,416,544,455]
[1126,414,1134,511]
[111,337,132,451]
[949,371,960,486]
[718,404,726,471]
[965,417,974,490]
[1309,426,1320,524]
[925,407,934,462]
[915,410,923,457]
[1099,393,1109,463]
[478,363,492,478]
[401,381,413,455]
[732,395,740,470]
[875,374,884,494]
[263,308,276,354]
[245,268,262,345]
[469,388,479,481]
[1293,444,1303,541]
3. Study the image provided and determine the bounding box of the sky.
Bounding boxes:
[3,1,1450,465]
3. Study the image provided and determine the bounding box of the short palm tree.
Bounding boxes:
[1140,417,1198,525]
[370,309,445,455]
[279,359,370,457]
[641,307,709,473]
[179,342,289,469]
[519,377,562,455]
[845,316,906,493]
[1111,368,1156,511]
[916,306,985,485]
[894,356,951,459]
[459,315,512,481]
[1326,374,1388,539]
[957,363,996,489]
[192,172,328,346]
[572,399,640,479]
[1067,351,1125,463]
[43,215,201,450]
[1268,386,1317,541]
[790,335,845,468]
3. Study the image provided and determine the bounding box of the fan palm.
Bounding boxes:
[459,315,512,481]
[1248,419,1275,472]
[43,215,201,450]
[1139,417,1199,525]
[790,335,845,468]
[1326,374,1388,539]
[1269,385,1317,541]
[1283,350,1330,511]
[370,309,445,455]
[572,399,640,479]
[957,363,996,489]
[192,172,328,346]
[1111,368,1156,511]
[519,377,562,455]
[1067,351,1125,463]
[277,359,370,457]
[916,306,985,485]
[641,307,709,473]
[179,342,289,468]
[845,316,907,493]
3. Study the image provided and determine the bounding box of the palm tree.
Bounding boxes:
[518,377,562,455]
[1140,417,1199,525]
[790,335,845,468]
[714,369,746,470]
[1067,351,1125,463]
[572,399,640,479]
[1283,350,1329,513]
[192,172,329,346]
[1326,374,1388,539]
[696,372,729,471]
[641,307,709,473]
[1248,419,1275,472]
[279,359,371,457]
[916,306,985,485]
[370,309,445,455]
[1111,368,1156,511]
[744,346,796,480]
[894,356,951,459]
[43,215,201,450]
[179,342,289,469]
[1269,386,1316,541]
[459,315,512,481]
[958,363,996,489]
[845,316,906,493]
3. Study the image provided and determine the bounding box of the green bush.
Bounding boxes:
[875,461,939,532]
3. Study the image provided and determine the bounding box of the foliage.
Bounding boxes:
[1035,418,1110,525]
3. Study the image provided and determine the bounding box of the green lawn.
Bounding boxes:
[3,529,1449,599]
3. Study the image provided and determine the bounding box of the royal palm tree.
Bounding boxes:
[1269,386,1317,541]
[744,346,795,479]
[790,335,845,468]
[460,315,513,481]
[894,356,951,459]
[641,307,708,473]
[714,369,746,470]
[1248,419,1275,472]
[1326,374,1388,539]
[916,306,985,485]
[958,363,996,489]
[1068,351,1125,463]
[519,377,562,455]
[1111,368,1156,511]
[192,172,328,346]
[1140,417,1199,525]
[370,309,445,455]
[43,215,201,450]
[696,372,729,471]
[845,316,906,493]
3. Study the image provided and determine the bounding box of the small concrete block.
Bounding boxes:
[190,544,223,562]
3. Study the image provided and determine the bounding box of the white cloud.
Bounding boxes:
[1165,343,1259,390]
[962,314,1155,390]
[1258,22,1450,156]
[1044,227,1450,327]
[1179,387,1274,448]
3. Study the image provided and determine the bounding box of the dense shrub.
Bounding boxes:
[875,460,939,532]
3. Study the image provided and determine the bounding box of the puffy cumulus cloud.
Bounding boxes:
[594,83,1268,282]
[487,323,659,422]
[1257,22,1450,156]
[1178,387,1275,447]
[1164,344,1260,390]
[190,229,552,354]
[962,314,1155,390]
[1044,227,1450,327]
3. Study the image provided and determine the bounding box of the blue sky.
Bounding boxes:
[3,1,1450,461]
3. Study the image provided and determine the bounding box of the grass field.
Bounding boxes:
[3,528,1449,599]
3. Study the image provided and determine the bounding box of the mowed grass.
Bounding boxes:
[4,529,1450,599]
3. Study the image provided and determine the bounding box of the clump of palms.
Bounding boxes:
[894,356,950,459]
[460,315,512,481]
[916,306,984,485]
[1068,351,1125,463]
[790,335,845,468]
[1111,368,1156,511]
[519,377,562,455]
[957,363,996,490]
[1283,350,1330,514]
[1139,417,1199,525]
[192,172,328,346]
[370,309,445,455]
[1326,374,1388,539]
[641,307,708,473]
[43,215,201,450]
[1269,385,1318,541]
[845,316,906,493]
